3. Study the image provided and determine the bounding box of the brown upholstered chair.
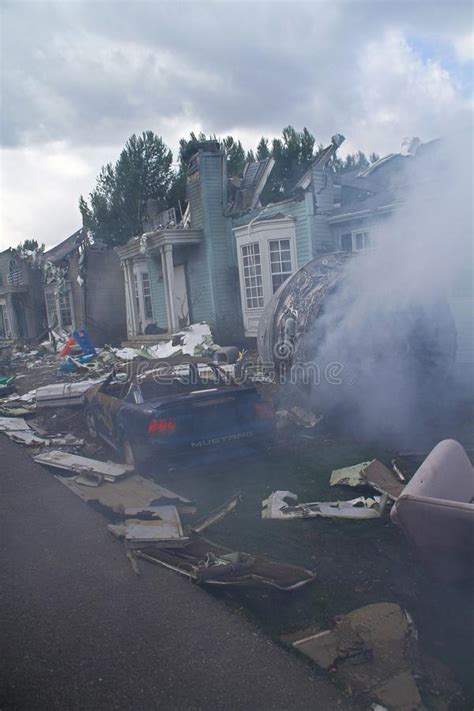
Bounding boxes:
[391,439,474,581]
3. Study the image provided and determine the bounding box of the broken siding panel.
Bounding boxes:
[312,168,335,254]
[292,200,312,267]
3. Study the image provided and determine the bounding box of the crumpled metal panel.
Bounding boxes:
[257,252,356,367]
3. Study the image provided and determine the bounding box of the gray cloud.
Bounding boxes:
[2,1,472,149]
[1,0,472,248]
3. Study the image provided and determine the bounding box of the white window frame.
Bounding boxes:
[44,285,75,331]
[234,217,297,337]
[340,229,372,252]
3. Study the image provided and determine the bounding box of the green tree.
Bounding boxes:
[80,131,173,246]
[167,132,249,214]
[261,125,317,202]
[256,137,270,160]
[222,136,246,177]
[16,238,45,253]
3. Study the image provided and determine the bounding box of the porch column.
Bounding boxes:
[123,259,139,337]
[6,294,19,339]
[160,244,178,332]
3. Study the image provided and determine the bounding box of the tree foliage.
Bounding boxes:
[16,238,45,253]
[81,126,380,244]
[80,131,173,246]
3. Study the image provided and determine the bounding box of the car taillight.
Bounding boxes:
[147,418,176,435]
[255,400,274,418]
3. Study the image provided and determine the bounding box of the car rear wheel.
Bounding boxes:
[84,407,98,439]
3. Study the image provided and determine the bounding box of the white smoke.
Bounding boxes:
[307,127,473,444]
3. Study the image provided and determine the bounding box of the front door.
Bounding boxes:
[133,264,154,333]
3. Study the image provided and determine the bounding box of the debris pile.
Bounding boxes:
[285,602,463,711]
[114,323,220,361]
[262,490,387,520]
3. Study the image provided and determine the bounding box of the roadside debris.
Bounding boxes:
[123,506,189,547]
[114,323,221,361]
[285,603,424,711]
[135,534,316,590]
[1,419,84,447]
[45,466,195,516]
[36,379,106,408]
[0,401,36,417]
[33,450,133,481]
[0,417,31,432]
[276,406,323,430]
[191,493,242,534]
[0,375,17,397]
[391,439,474,581]
[330,459,405,500]
[262,490,387,520]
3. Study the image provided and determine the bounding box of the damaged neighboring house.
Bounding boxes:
[328,134,474,387]
[117,141,247,344]
[0,248,46,342]
[43,229,126,345]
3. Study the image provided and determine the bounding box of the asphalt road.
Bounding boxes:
[0,436,350,711]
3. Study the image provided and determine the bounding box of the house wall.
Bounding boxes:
[0,250,46,340]
[311,167,335,254]
[231,197,311,267]
[84,247,126,344]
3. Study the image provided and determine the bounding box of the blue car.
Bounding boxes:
[83,364,275,472]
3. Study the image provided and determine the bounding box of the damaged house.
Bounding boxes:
[43,229,126,345]
[0,248,46,342]
[118,136,346,343]
[117,141,246,344]
[116,132,472,388]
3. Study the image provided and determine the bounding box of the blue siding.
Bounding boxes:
[231,198,312,268]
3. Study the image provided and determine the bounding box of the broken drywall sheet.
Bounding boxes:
[330,459,405,500]
[34,450,133,481]
[0,417,32,431]
[262,490,387,520]
[124,506,189,547]
[288,603,424,711]
[50,470,195,516]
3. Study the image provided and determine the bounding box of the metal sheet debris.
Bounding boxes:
[124,506,189,547]
[191,493,242,534]
[34,450,133,482]
[0,417,32,431]
[262,490,387,520]
[135,534,316,591]
[51,470,195,516]
[287,603,424,711]
[36,380,105,408]
[330,459,405,500]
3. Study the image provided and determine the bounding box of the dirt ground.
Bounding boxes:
[5,355,474,709]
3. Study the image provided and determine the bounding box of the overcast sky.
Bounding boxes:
[1,0,472,250]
